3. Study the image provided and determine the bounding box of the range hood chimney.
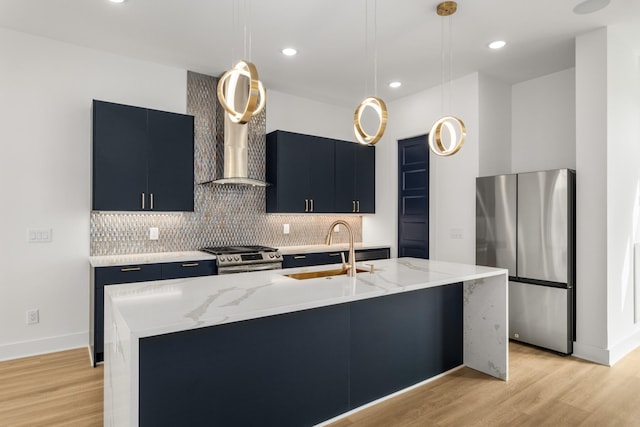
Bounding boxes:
[211,115,267,186]
[212,73,267,187]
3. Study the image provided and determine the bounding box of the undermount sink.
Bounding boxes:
[285,267,368,280]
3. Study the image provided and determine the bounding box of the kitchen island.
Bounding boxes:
[104,257,508,426]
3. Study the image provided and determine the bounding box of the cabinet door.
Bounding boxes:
[147,110,194,212]
[267,131,310,213]
[354,143,375,213]
[92,100,148,211]
[334,141,357,212]
[334,141,375,213]
[307,135,335,213]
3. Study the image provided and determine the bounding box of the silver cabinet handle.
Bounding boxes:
[141,193,145,209]
[357,200,360,213]
[121,267,141,272]
[310,199,314,212]
[293,255,306,259]
[328,253,341,257]
[181,263,199,267]
[305,199,309,212]
[353,200,356,213]
[150,193,154,210]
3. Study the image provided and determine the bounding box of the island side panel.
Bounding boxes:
[104,289,137,426]
[138,303,351,427]
[349,283,463,407]
[463,273,509,380]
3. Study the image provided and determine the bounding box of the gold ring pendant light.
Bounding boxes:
[428,1,465,157]
[353,0,387,145]
[217,60,266,124]
[354,96,388,145]
[217,0,265,125]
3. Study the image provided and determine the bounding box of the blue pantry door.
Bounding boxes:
[397,135,429,258]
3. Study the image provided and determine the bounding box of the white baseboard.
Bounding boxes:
[0,332,88,363]
[572,341,610,365]
[608,330,640,365]
[573,331,640,366]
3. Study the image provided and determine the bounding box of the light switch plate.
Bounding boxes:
[27,228,52,243]
[283,224,290,234]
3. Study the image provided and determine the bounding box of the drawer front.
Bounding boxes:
[355,248,390,262]
[283,252,333,268]
[161,260,217,279]
[96,263,163,286]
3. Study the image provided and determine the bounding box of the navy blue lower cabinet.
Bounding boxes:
[139,304,350,427]
[349,283,463,408]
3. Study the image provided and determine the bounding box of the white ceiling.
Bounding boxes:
[1,0,639,107]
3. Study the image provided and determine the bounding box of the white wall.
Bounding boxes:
[478,74,512,177]
[363,73,480,263]
[0,28,187,361]
[605,23,640,364]
[512,68,576,173]
[266,90,353,141]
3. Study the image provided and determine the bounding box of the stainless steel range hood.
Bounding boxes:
[211,114,267,186]
[211,73,267,187]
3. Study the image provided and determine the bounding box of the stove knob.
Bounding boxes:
[269,253,275,258]
[275,253,281,258]
[234,256,240,261]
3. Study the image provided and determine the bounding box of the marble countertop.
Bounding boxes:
[105,257,506,339]
[277,243,389,255]
[89,244,390,267]
[89,251,216,267]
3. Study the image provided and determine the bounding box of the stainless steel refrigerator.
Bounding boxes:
[476,169,575,354]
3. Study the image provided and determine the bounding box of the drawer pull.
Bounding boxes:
[181,263,199,267]
[294,256,307,259]
[120,267,141,272]
[328,253,341,257]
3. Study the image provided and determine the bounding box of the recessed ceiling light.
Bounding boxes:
[281,48,297,56]
[488,40,507,50]
[388,81,402,89]
[573,0,610,14]
[109,0,125,3]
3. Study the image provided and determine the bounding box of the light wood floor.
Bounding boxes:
[1,342,639,426]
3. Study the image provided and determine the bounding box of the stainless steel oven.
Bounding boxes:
[200,245,283,274]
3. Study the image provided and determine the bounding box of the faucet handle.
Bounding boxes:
[365,263,375,273]
[340,252,347,269]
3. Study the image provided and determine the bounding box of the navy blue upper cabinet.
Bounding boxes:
[92,100,194,212]
[335,141,375,213]
[266,130,335,213]
[266,130,375,214]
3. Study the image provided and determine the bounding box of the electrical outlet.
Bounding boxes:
[334,224,340,232]
[450,228,463,240]
[26,309,39,325]
[283,224,290,234]
[149,227,159,240]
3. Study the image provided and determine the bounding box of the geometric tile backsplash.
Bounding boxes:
[90,71,362,256]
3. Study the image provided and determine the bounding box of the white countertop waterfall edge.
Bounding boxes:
[104,257,508,426]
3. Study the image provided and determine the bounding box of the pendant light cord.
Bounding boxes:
[373,0,378,97]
